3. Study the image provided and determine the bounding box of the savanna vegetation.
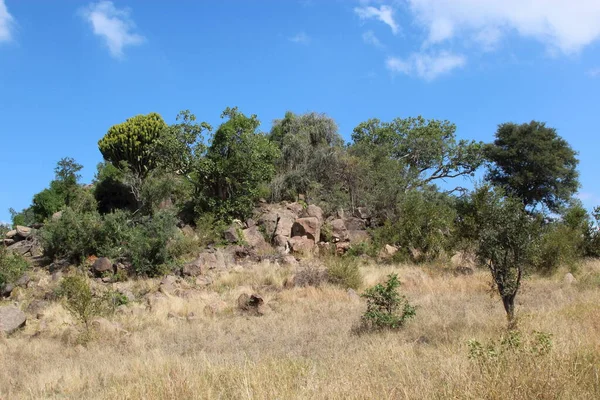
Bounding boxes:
[2,108,600,399]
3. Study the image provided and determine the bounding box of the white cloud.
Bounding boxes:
[362,30,384,48]
[386,51,466,81]
[406,0,600,54]
[289,32,310,45]
[80,1,144,58]
[0,0,15,43]
[354,5,399,35]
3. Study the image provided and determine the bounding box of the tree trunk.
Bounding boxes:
[502,294,516,328]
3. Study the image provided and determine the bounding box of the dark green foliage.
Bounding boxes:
[31,157,85,222]
[126,210,180,276]
[98,112,167,178]
[470,186,534,325]
[195,107,280,221]
[485,121,579,213]
[94,162,137,214]
[41,208,102,263]
[360,274,416,331]
[370,190,456,262]
[0,246,29,287]
[326,257,362,289]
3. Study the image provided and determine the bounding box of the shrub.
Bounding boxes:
[0,247,29,287]
[360,274,416,331]
[530,223,582,274]
[293,262,329,287]
[57,275,105,330]
[326,257,362,289]
[41,208,102,263]
[371,190,456,262]
[127,210,179,276]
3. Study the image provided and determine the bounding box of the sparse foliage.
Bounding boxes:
[360,274,416,331]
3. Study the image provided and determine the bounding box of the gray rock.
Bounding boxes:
[564,272,576,285]
[0,305,26,334]
[92,257,114,275]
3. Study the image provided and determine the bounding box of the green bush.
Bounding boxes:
[41,208,102,263]
[57,275,105,330]
[530,223,582,274]
[127,210,180,276]
[0,247,30,287]
[326,257,362,289]
[371,190,456,262]
[360,274,416,331]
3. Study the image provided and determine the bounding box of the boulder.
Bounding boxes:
[159,275,179,295]
[287,202,304,215]
[7,239,42,257]
[384,244,398,256]
[303,204,324,222]
[0,305,26,334]
[348,230,370,244]
[330,219,348,242]
[1,283,14,297]
[181,252,217,276]
[289,236,315,254]
[347,288,360,302]
[237,293,267,315]
[280,255,299,267]
[564,272,576,285]
[292,217,321,242]
[92,257,114,275]
[275,214,295,238]
[180,224,196,237]
[3,239,15,246]
[242,226,268,250]
[344,217,366,231]
[15,226,32,239]
[223,226,240,243]
[246,218,256,228]
[5,229,17,239]
[51,211,63,222]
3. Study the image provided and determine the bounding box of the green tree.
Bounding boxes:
[352,116,484,192]
[269,111,344,202]
[31,157,85,222]
[485,121,579,213]
[348,116,483,220]
[196,107,280,220]
[98,112,167,179]
[470,186,534,326]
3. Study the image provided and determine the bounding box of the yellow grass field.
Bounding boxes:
[1,260,600,399]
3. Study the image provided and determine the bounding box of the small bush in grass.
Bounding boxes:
[360,274,416,331]
[0,246,29,287]
[57,275,105,330]
[326,257,362,289]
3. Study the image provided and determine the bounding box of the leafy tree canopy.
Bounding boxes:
[98,112,167,179]
[351,116,484,192]
[485,121,579,213]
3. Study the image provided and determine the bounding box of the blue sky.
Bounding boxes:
[1,0,600,223]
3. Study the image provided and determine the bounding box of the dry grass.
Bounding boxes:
[1,260,600,399]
